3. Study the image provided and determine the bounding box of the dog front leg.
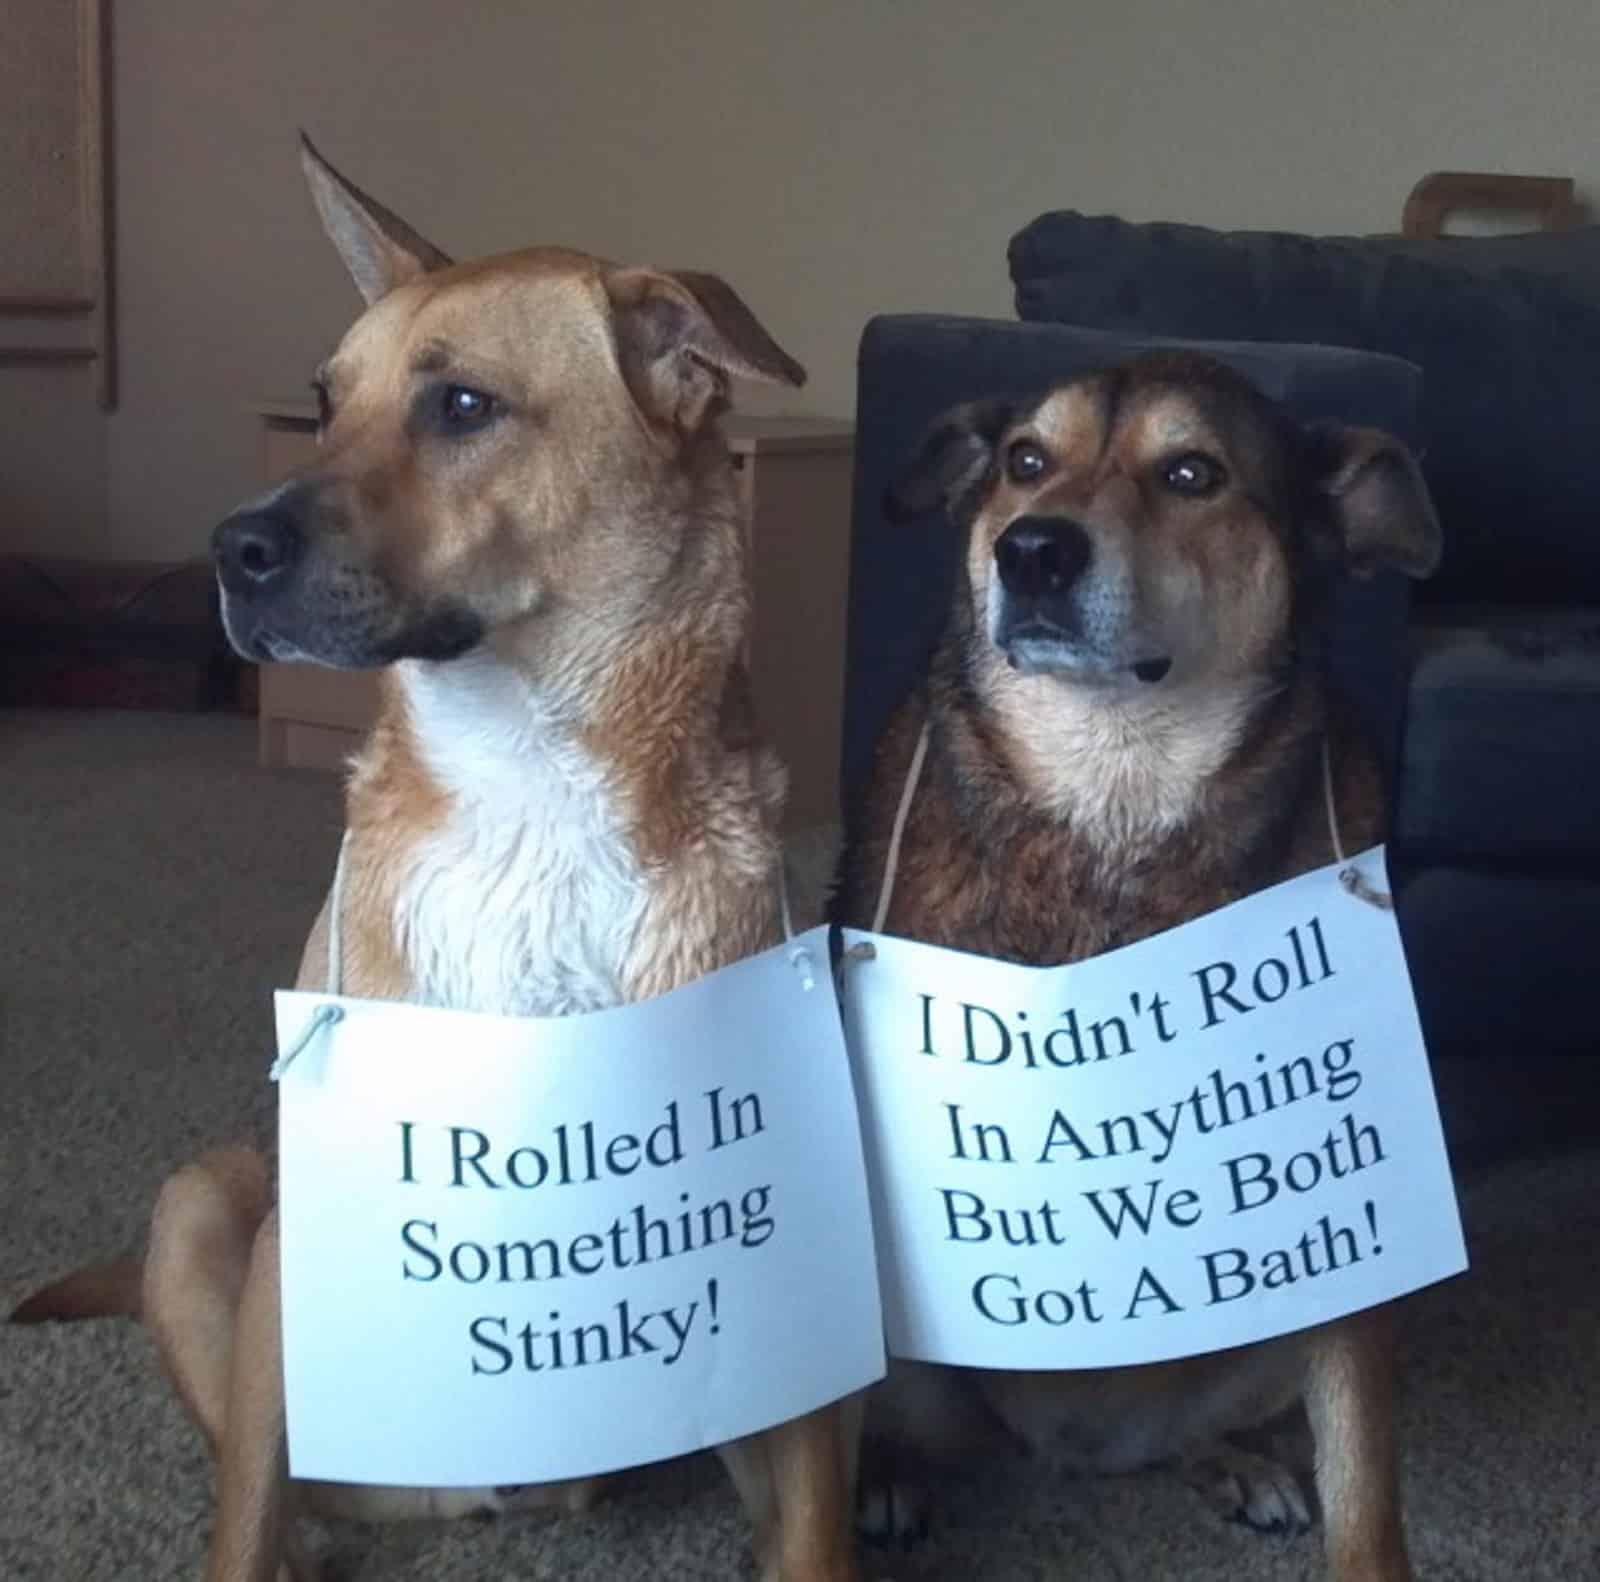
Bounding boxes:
[720,1397,863,1582]
[1304,1308,1413,1582]
[205,1209,303,1582]
[144,1147,273,1455]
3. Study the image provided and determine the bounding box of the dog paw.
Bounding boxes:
[1179,1446,1313,1537]
[856,1477,930,1551]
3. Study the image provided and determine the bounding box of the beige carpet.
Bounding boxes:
[2,708,1596,1580]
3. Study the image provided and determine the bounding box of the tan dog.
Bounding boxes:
[15,136,861,1582]
[837,354,1441,1581]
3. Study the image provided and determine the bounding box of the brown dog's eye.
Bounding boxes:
[1162,452,1226,497]
[442,385,496,428]
[1006,440,1048,482]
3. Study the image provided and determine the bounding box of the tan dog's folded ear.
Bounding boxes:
[604,268,805,436]
[1312,423,1443,580]
[885,399,1015,524]
[300,132,454,305]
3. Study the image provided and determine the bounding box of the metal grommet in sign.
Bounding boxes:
[1339,866,1393,911]
[270,1004,345,1081]
[788,946,817,992]
[1322,740,1393,911]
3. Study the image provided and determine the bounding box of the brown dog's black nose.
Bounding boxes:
[995,515,1091,599]
[213,509,302,598]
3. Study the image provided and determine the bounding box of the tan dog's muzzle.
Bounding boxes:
[212,482,483,669]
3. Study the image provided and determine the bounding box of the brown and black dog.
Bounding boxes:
[837,354,1441,1580]
[15,138,862,1582]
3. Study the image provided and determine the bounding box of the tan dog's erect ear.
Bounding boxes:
[604,268,806,435]
[299,132,454,306]
[884,399,1016,524]
[1312,423,1443,580]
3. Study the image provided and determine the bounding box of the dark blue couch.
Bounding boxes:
[841,216,1600,1162]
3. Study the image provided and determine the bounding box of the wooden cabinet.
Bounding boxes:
[250,404,854,830]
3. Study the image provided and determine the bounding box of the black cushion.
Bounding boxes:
[1395,607,1600,865]
[1009,212,1600,608]
[1396,864,1600,1064]
[844,315,1420,814]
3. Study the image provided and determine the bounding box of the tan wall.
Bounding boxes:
[75,1,1600,559]
[1,0,107,561]
[1,366,106,556]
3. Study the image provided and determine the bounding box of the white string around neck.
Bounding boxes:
[1321,741,1393,909]
[273,827,811,1081]
[326,829,351,993]
[873,723,931,935]
[862,718,1390,940]
[777,853,817,990]
[267,831,351,1080]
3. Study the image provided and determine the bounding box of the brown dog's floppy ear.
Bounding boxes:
[885,400,1015,524]
[1312,423,1443,580]
[299,132,454,306]
[604,268,806,436]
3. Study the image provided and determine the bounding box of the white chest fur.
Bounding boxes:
[994,669,1268,852]
[385,656,648,1018]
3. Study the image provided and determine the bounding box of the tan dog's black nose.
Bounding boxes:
[213,509,303,598]
[995,515,1091,599]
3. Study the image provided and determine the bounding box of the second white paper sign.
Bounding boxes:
[839,847,1467,1370]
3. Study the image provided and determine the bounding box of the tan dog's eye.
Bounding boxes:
[1006,440,1048,482]
[443,385,496,427]
[1162,451,1227,497]
[309,378,331,429]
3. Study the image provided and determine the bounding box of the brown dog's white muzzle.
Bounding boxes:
[991,513,1173,684]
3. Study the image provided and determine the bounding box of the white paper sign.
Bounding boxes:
[275,925,884,1487]
[839,848,1466,1370]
